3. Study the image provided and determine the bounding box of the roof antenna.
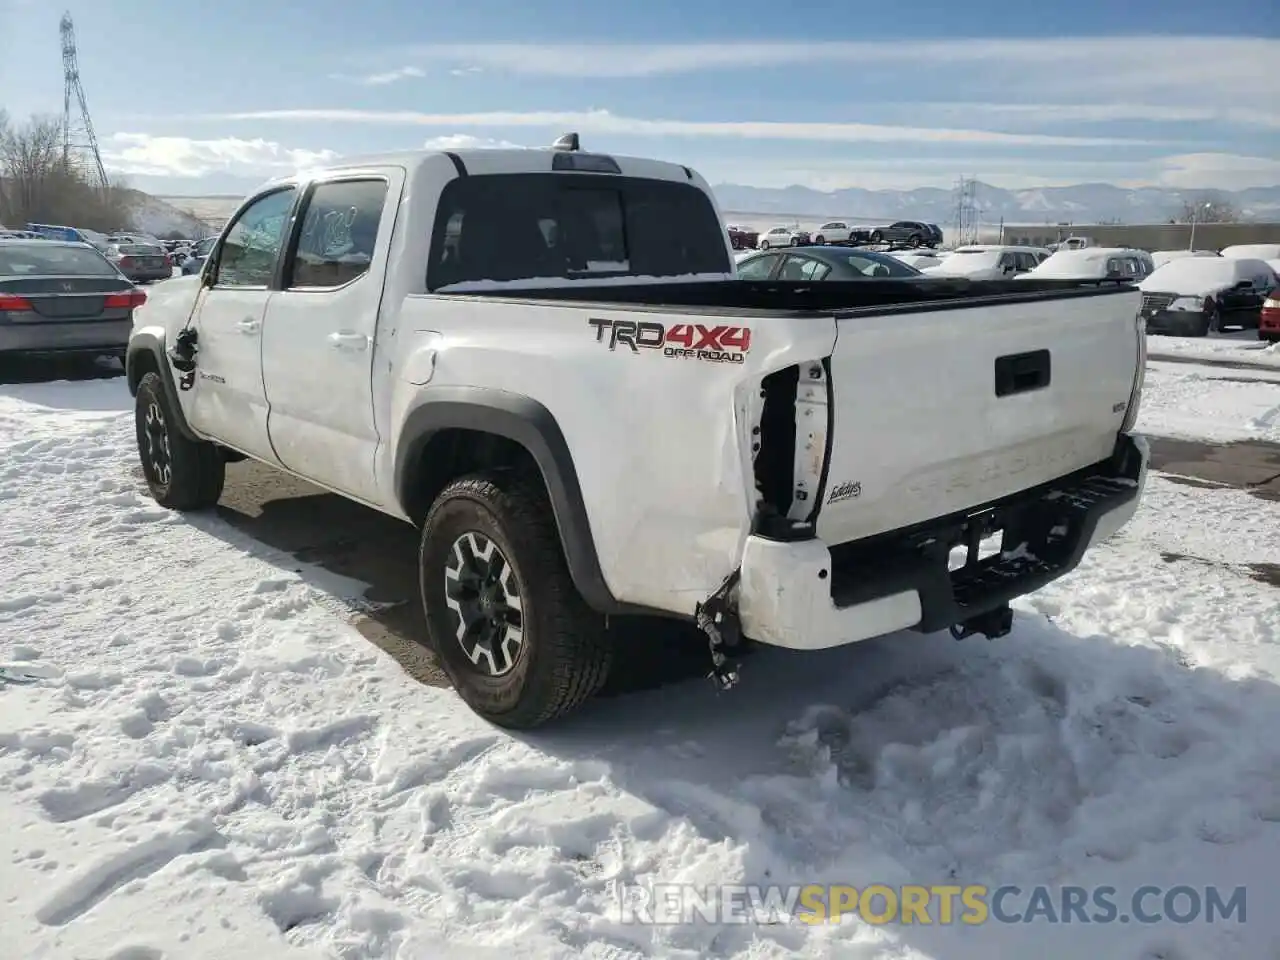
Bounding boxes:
[552,132,580,152]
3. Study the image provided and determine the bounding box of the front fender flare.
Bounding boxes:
[395,386,651,617]
[126,330,199,441]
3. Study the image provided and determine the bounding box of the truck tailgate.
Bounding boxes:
[817,286,1141,546]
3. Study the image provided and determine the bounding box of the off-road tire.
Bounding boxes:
[134,371,225,510]
[419,472,612,729]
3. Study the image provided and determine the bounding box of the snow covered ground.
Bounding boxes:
[1138,361,1280,443]
[1147,332,1280,370]
[1,368,1278,960]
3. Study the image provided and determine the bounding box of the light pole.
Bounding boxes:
[1188,201,1210,250]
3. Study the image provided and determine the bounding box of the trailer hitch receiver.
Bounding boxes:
[949,604,1014,641]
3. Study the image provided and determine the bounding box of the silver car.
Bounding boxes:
[105,242,172,283]
[0,239,146,361]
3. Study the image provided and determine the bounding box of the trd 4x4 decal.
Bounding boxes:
[587,318,751,364]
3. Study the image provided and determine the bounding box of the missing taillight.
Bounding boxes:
[751,359,832,540]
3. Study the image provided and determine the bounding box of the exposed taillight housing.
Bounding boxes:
[119,256,134,268]
[104,289,147,309]
[1121,307,1146,433]
[163,253,172,267]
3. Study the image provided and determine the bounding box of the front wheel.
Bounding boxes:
[419,473,612,729]
[134,372,225,510]
[759,240,770,250]
[814,235,825,245]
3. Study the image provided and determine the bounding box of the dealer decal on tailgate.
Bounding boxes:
[587,318,751,364]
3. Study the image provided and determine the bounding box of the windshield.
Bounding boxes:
[0,243,119,277]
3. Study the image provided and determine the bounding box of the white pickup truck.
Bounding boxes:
[126,134,1150,728]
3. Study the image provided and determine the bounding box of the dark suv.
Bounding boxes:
[869,221,944,248]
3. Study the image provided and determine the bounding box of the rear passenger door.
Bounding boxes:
[261,171,404,505]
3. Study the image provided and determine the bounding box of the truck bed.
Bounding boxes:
[429,276,1136,317]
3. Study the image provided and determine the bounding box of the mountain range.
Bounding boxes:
[134,181,1280,238]
[712,181,1280,226]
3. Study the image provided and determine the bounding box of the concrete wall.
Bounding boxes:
[996,221,1280,252]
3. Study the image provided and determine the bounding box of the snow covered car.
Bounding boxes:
[125,135,1150,728]
[1219,244,1280,262]
[1138,256,1277,336]
[1016,248,1151,283]
[758,226,810,249]
[1151,249,1219,269]
[921,246,1047,280]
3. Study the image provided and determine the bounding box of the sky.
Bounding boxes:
[1,0,1277,198]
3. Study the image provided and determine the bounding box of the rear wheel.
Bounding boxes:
[760,240,770,250]
[134,372,225,510]
[419,473,612,729]
[870,230,883,243]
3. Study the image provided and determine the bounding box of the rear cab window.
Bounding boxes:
[427,173,731,290]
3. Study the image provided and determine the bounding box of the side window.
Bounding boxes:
[738,253,780,280]
[214,188,296,288]
[287,179,389,289]
[998,253,1016,273]
[796,258,830,281]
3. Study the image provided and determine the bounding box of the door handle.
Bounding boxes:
[328,331,369,351]
[236,318,260,334]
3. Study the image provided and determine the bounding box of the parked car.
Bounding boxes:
[811,221,871,245]
[758,226,810,249]
[1137,256,1277,336]
[126,135,1148,728]
[725,224,759,251]
[886,251,944,271]
[1259,274,1280,342]
[181,236,218,275]
[736,245,922,280]
[1151,249,1219,269]
[1017,248,1151,283]
[105,242,172,283]
[0,238,146,360]
[922,246,1048,280]
[1219,244,1280,262]
[868,221,943,248]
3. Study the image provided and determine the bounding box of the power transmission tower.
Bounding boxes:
[60,11,109,191]
[952,177,979,246]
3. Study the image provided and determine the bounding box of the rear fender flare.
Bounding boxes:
[395,387,652,616]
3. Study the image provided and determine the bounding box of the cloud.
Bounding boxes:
[102,133,339,178]
[421,134,527,150]
[330,66,426,86]
[390,37,1273,92]
[1152,153,1280,191]
[201,108,1165,147]
[916,102,1280,130]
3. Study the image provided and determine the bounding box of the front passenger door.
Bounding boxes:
[188,187,297,463]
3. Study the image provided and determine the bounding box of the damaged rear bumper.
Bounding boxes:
[737,432,1149,650]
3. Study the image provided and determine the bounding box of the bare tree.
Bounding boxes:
[0,112,134,232]
[1176,195,1239,224]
